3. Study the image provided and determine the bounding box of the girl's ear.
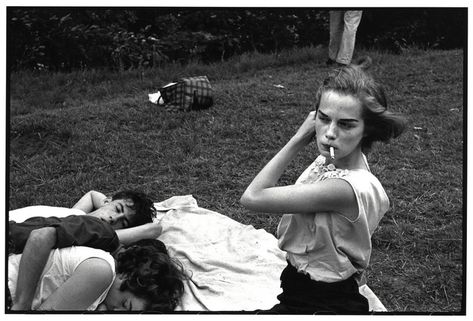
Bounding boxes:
[103,197,112,205]
[116,273,126,282]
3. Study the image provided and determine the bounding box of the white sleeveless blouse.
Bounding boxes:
[277,155,389,283]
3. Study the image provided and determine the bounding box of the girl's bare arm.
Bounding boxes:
[37,257,113,310]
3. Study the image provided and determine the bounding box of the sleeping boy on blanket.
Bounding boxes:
[8,190,163,311]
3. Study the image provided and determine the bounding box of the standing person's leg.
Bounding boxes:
[336,10,363,65]
[328,10,344,64]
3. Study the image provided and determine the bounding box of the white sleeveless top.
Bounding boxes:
[8,246,116,310]
[277,155,389,283]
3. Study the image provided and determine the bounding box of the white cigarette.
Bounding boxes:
[330,146,335,159]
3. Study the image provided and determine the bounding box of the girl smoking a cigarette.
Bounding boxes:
[241,57,406,313]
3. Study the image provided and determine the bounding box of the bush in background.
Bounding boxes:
[8,8,161,70]
[358,9,467,53]
[7,7,466,71]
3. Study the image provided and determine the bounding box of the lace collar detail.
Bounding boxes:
[310,156,349,179]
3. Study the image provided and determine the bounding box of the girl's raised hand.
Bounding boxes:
[293,111,317,144]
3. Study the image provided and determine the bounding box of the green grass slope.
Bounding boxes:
[9,46,464,313]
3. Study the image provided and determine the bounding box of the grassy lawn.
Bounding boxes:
[8,46,464,313]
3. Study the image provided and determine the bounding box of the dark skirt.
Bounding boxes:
[266,263,369,314]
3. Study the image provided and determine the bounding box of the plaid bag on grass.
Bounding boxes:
[159,76,214,112]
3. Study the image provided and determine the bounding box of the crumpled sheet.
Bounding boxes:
[153,195,387,312]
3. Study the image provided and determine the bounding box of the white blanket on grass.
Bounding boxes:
[8,196,387,312]
[153,195,387,312]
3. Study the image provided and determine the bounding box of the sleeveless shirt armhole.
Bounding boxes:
[337,170,389,224]
[335,173,366,223]
[339,180,363,223]
[70,247,116,275]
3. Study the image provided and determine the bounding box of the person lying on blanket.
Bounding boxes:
[8,190,162,311]
[8,239,186,311]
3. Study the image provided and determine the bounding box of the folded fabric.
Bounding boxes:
[154,195,285,311]
[153,195,387,312]
[148,92,165,105]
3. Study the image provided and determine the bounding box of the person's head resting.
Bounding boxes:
[89,190,156,230]
[111,239,186,312]
[314,56,407,153]
[111,190,156,227]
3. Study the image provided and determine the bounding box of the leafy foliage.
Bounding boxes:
[7,8,466,71]
[358,9,467,53]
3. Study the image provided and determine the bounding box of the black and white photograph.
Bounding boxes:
[3,2,468,317]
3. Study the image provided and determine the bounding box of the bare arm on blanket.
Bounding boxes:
[11,227,56,310]
[72,190,107,213]
[115,223,163,245]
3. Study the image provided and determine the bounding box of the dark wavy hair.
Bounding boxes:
[115,239,186,312]
[112,190,157,226]
[314,57,407,152]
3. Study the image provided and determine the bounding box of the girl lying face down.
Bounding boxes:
[8,239,186,311]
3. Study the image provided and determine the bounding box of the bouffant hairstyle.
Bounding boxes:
[112,190,157,226]
[314,57,407,152]
[116,239,186,312]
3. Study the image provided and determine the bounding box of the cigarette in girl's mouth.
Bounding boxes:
[330,146,335,160]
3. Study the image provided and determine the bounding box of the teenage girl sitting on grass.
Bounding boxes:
[241,57,406,313]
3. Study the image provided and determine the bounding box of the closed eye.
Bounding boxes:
[339,121,355,129]
[317,113,330,122]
